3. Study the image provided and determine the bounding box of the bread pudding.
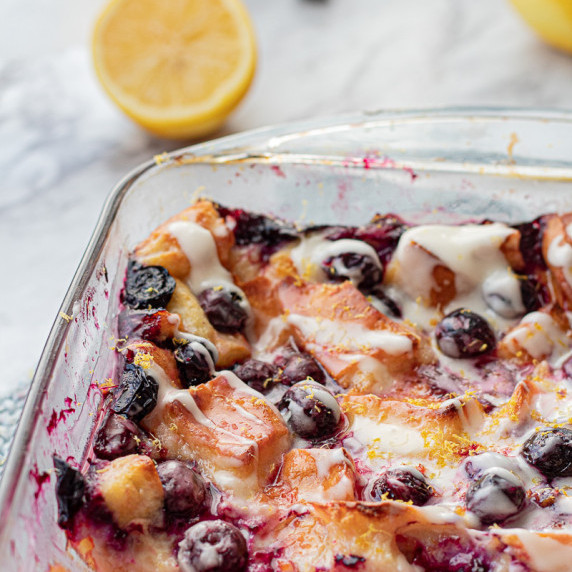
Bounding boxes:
[54,199,572,571]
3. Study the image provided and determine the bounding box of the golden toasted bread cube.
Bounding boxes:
[212,331,251,367]
[70,524,178,572]
[341,393,485,468]
[163,281,252,367]
[277,280,435,393]
[254,502,428,571]
[98,455,164,529]
[266,448,357,503]
[143,373,290,497]
[543,213,572,307]
[134,200,234,279]
[166,279,216,342]
[498,308,571,363]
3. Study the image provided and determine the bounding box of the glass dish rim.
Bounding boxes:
[3,105,572,532]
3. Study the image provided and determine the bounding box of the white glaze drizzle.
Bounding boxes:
[337,353,392,390]
[439,397,484,435]
[178,537,223,572]
[167,220,251,315]
[140,360,289,491]
[503,311,571,363]
[290,237,382,285]
[282,380,341,437]
[394,223,514,290]
[482,269,525,319]
[495,530,572,572]
[289,234,382,286]
[126,212,572,554]
[389,223,520,331]
[547,234,572,289]
[294,448,355,501]
[465,467,524,523]
[176,332,218,375]
[304,447,351,479]
[286,313,412,355]
[346,414,425,467]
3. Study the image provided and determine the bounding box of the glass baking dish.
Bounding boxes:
[2,108,572,570]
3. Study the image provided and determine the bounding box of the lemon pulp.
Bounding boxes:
[93,0,257,138]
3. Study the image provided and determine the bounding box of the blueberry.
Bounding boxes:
[157,460,207,519]
[174,337,217,387]
[321,252,382,293]
[396,534,490,572]
[435,309,496,359]
[54,457,85,529]
[512,217,547,273]
[368,467,432,506]
[519,277,541,313]
[463,452,518,480]
[111,364,159,421]
[334,554,366,568]
[368,285,402,318]
[521,427,572,478]
[93,413,140,460]
[325,214,408,267]
[482,272,539,319]
[198,288,248,334]
[279,380,341,440]
[563,356,572,379]
[465,469,525,524]
[177,520,248,572]
[123,261,176,310]
[233,359,277,393]
[216,206,298,262]
[279,353,325,386]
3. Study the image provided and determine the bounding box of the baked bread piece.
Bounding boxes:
[56,200,572,571]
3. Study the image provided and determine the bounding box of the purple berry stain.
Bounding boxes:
[47,398,76,435]
[31,464,51,501]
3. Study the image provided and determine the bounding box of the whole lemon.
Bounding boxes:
[511,0,572,54]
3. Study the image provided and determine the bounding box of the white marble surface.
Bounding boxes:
[2,0,572,396]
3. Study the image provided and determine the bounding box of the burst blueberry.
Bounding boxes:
[279,380,341,440]
[396,534,490,572]
[123,261,176,310]
[368,467,432,506]
[216,206,298,261]
[519,277,541,313]
[482,272,539,319]
[325,214,408,267]
[512,217,547,273]
[465,469,525,524]
[198,287,248,334]
[54,457,85,529]
[93,413,140,459]
[435,309,496,358]
[118,309,171,344]
[174,338,216,387]
[233,359,277,393]
[334,554,366,568]
[368,285,402,318]
[321,251,382,293]
[279,353,325,386]
[521,427,572,478]
[157,460,207,519]
[111,364,158,421]
[177,520,248,572]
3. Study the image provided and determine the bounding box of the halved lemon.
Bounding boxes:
[93,0,257,139]
[510,0,572,54]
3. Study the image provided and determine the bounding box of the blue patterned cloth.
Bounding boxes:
[0,385,29,477]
